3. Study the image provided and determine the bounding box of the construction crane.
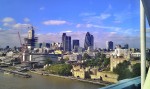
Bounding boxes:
[18,32,23,47]
[17,32,28,62]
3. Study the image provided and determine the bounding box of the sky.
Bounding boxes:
[0,0,149,48]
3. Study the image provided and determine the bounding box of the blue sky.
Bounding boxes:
[0,0,147,48]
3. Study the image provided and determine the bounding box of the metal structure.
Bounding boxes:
[17,32,28,62]
[140,0,147,89]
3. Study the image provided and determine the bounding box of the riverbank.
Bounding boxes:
[0,71,101,89]
[0,68,31,78]
[30,69,111,86]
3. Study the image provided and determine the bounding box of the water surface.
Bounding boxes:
[0,72,103,89]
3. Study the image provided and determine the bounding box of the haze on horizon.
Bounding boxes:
[0,0,149,48]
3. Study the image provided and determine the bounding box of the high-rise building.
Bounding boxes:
[35,43,42,48]
[62,33,71,52]
[73,40,79,49]
[124,44,129,49]
[41,43,50,48]
[72,40,79,52]
[106,41,113,50]
[24,26,38,50]
[84,32,94,50]
[28,28,34,39]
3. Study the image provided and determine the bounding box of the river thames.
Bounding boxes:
[0,72,103,89]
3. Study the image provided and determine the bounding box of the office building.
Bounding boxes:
[24,26,38,50]
[124,44,129,49]
[106,41,113,50]
[41,43,50,48]
[73,40,79,49]
[62,33,71,51]
[84,32,94,50]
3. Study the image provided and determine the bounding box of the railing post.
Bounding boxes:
[140,0,146,88]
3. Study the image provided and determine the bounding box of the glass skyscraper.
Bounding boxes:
[73,40,79,49]
[84,32,94,50]
[62,33,71,52]
[106,41,113,50]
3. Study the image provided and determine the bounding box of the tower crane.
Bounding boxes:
[17,32,28,62]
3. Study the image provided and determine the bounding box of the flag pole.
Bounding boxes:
[140,0,146,88]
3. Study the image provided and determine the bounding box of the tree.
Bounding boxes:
[132,63,141,77]
[103,58,110,67]
[101,54,106,59]
[113,60,132,80]
[95,52,101,58]
[83,53,91,60]
[45,64,72,76]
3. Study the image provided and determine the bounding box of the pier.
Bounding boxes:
[0,68,31,78]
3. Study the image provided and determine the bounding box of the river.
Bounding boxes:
[0,72,103,89]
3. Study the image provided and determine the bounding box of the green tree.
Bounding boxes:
[83,53,91,60]
[103,58,110,67]
[113,60,132,80]
[95,52,101,58]
[132,63,141,77]
[45,64,72,76]
[101,54,106,59]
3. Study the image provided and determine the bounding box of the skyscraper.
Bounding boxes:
[73,40,79,49]
[28,27,34,39]
[62,33,66,48]
[24,26,38,50]
[124,44,129,49]
[62,33,71,52]
[84,32,94,50]
[41,43,50,48]
[106,41,113,50]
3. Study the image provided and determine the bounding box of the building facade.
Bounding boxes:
[41,43,50,48]
[84,32,94,50]
[106,41,113,50]
[124,44,129,49]
[62,33,71,52]
[73,40,79,49]
[24,27,38,50]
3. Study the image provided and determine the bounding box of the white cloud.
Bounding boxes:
[76,24,82,28]
[24,18,30,22]
[36,30,141,48]
[2,17,15,23]
[82,13,111,24]
[61,30,72,33]
[100,13,111,20]
[112,4,137,24]
[0,28,27,47]
[40,7,45,10]
[0,27,142,48]
[80,12,96,16]
[3,23,10,27]
[76,23,122,31]
[43,20,67,25]
[13,23,31,29]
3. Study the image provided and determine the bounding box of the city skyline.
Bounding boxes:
[0,0,149,48]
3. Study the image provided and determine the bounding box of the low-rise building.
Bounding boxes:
[63,54,82,61]
[6,51,14,57]
[90,71,118,83]
[71,65,90,79]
